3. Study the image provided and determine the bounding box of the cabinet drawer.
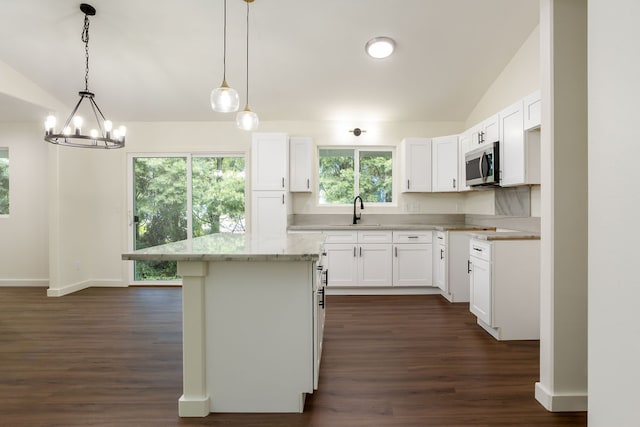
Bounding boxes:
[323,231,358,243]
[470,239,491,262]
[434,231,446,244]
[357,231,392,244]
[392,231,432,244]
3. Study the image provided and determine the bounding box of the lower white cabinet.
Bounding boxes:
[433,232,447,292]
[323,230,433,288]
[324,231,392,287]
[468,238,540,340]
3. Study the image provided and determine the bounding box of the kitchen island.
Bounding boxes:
[122,232,326,416]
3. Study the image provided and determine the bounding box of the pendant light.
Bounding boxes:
[44,4,125,149]
[211,0,240,113]
[236,0,259,131]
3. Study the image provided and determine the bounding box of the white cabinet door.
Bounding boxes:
[289,137,313,192]
[433,233,447,292]
[393,243,433,286]
[523,90,541,130]
[400,138,432,192]
[358,244,393,286]
[432,135,459,192]
[324,243,358,286]
[471,114,500,148]
[458,131,472,192]
[251,191,287,239]
[499,100,525,186]
[469,240,492,326]
[252,133,289,191]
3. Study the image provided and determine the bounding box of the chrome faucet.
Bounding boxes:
[353,195,364,224]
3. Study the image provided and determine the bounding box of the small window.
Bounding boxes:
[0,148,8,215]
[318,147,393,205]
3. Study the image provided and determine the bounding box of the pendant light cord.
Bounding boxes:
[82,13,91,91]
[222,0,228,81]
[245,0,250,106]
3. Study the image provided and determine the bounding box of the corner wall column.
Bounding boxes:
[177,261,210,417]
[536,0,588,411]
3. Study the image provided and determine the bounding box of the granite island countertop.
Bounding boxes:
[122,232,325,262]
[468,230,541,241]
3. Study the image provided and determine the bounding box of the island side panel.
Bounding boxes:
[176,261,210,417]
[205,260,314,413]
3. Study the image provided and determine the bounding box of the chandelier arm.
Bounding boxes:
[88,97,107,134]
[61,95,86,130]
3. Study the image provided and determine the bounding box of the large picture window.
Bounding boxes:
[0,148,8,215]
[318,148,393,205]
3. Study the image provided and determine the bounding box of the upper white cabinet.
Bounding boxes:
[431,135,459,192]
[523,90,541,130]
[289,137,313,192]
[400,137,432,192]
[457,131,472,192]
[471,114,500,147]
[499,99,541,187]
[252,132,289,191]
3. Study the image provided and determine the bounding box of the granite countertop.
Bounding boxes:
[468,230,541,241]
[122,233,325,262]
[288,223,496,232]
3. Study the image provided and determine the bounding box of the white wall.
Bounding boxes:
[588,0,640,425]
[465,25,541,129]
[0,123,49,286]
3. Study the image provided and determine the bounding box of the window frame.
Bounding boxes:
[317,146,396,207]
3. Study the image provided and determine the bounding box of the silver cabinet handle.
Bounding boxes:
[440,249,444,260]
[307,178,310,189]
[359,247,362,257]
[395,247,398,257]
[353,246,356,257]
[282,194,285,204]
[467,260,472,273]
[453,178,456,188]
[282,177,285,188]
[407,179,410,190]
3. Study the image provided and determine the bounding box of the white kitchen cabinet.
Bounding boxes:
[392,231,433,286]
[251,190,289,239]
[523,90,541,130]
[468,238,540,340]
[433,231,447,292]
[499,99,541,187]
[471,114,500,147]
[289,137,313,192]
[252,132,289,191]
[457,130,472,192]
[432,135,459,192]
[400,137,432,192]
[324,231,392,287]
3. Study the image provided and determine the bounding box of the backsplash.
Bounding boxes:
[495,186,531,217]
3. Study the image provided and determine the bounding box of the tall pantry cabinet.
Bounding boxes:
[251,133,291,239]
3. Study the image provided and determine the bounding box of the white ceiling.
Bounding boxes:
[0,0,539,124]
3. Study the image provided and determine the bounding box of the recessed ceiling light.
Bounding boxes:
[365,37,396,59]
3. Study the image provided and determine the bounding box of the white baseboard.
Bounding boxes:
[326,286,443,296]
[535,382,588,412]
[0,279,48,287]
[47,279,128,297]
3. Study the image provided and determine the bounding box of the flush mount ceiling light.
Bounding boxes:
[211,0,240,113]
[365,36,396,59]
[236,0,259,131]
[44,3,125,149]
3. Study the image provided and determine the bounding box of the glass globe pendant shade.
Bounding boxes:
[210,79,240,113]
[236,106,259,131]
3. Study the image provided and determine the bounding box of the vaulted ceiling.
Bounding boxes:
[0,0,539,123]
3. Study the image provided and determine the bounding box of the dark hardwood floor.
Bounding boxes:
[0,287,586,427]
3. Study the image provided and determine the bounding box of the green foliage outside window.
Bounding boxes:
[132,155,246,281]
[318,148,393,204]
[0,149,9,215]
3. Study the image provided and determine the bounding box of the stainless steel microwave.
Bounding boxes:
[465,141,499,187]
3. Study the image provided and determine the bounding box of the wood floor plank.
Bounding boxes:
[0,288,586,426]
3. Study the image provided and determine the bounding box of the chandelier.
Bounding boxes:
[44,3,125,149]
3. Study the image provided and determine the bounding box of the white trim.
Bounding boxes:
[46,279,127,297]
[535,382,588,412]
[0,279,48,287]
[325,286,441,296]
